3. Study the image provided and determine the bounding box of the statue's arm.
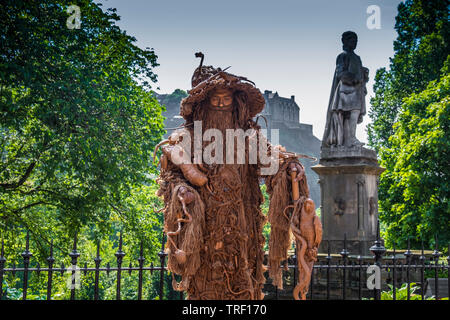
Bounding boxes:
[363,66,369,83]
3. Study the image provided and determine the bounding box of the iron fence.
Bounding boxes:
[0,232,173,301]
[0,227,448,301]
[273,237,449,301]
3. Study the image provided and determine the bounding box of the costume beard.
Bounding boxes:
[203,104,234,131]
[190,91,251,132]
[186,92,252,166]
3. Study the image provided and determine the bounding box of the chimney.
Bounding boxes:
[291,95,295,101]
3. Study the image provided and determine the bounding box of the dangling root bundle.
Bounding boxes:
[286,196,308,300]
[266,159,310,290]
[290,196,322,300]
[266,161,292,289]
[164,183,205,291]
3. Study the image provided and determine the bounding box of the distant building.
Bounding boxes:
[156,89,322,205]
[258,90,321,205]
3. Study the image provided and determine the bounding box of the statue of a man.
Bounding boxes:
[322,31,369,148]
[155,53,321,300]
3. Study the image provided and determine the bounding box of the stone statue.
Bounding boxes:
[314,33,383,256]
[154,52,320,300]
[322,31,369,148]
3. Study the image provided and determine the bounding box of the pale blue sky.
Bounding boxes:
[98,0,404,142]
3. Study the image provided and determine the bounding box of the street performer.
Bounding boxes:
[154,53,322,300]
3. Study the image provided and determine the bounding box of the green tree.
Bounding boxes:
[159,89,188,107]
[367,0,449,251]
[379,68,449,250]
[368,0,449,152]
[0,0,165,249]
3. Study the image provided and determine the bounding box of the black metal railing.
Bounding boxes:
[0,231,172,301]
[0,224,448,300]
[278,234,449,301]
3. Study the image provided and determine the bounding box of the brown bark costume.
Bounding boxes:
[155,54,321,300]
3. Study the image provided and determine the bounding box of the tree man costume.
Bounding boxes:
[155,53,322,300]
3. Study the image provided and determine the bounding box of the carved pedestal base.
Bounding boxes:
[312,145,384,256]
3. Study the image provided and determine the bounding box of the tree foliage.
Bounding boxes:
[368,0,449,151]
[379,66,449,250]
[0,0,165,251]
[158,89,188,107]
[367,0,449,250]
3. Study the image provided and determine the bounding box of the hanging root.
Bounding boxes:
[165,184,205,292]
[292,235,310,300]
[267,162,292,289]
[172,272,190,292]
[289,197,319,300]
[166,195,194,265]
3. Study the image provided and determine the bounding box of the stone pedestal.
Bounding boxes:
[312,145,385,256]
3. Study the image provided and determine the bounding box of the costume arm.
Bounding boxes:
[257,135,310,289]
[155,134,206,291]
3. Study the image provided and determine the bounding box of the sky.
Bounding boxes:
[98,0,404,143]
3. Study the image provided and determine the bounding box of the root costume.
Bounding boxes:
[155,53,321,300]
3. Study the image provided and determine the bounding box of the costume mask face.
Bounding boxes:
[209,88,233,107]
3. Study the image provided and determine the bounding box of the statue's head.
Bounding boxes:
[341,31,358,52]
